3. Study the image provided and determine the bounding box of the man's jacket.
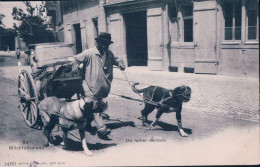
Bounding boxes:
[73,47,122,98]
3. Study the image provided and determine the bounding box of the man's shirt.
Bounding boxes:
[73,46,122,98]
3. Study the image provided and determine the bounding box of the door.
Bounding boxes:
[147,8,163,70]
[124,11,148,66]
[193,2,218,74]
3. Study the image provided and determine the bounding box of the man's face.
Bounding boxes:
[97,41,110,52]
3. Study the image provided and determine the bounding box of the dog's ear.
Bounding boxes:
[182,86,191,95]
[83,101,93,112]
[181,85,187,91]
[183,86,191,102]
[172,86,185,95]
[186,86,191,94]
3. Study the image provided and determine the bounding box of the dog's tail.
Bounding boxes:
[131,82,146,93]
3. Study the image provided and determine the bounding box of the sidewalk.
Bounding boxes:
[0,51,25,56]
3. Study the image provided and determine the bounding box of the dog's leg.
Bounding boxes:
[176,108,188,137]
[150,108,164,129]
[43,122,56,146]
[150,118,159,129]
[60,129,70,148]
[93,112,111,137]
[42,113,56,146]
[141,105,155,127]
[79,128,93,156]
[93,112,104,129]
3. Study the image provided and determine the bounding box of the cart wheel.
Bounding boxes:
[18,70,39,128]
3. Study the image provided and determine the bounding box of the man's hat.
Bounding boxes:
[95,32,114,44]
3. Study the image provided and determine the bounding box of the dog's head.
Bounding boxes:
[80,97,108,114]
[79,97,93,114]
[83,101,94,113]
[171,85,191,103]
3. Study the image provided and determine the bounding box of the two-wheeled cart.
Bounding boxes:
[17,43,83,129]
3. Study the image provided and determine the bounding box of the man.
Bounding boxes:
[16,47,21,59]
[68,32,125,137]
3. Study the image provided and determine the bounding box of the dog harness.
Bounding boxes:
[48,98,88,123]
[147,86,174,107]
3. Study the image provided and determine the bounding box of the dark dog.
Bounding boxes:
[39,96,94,156]
[132,83,191,137]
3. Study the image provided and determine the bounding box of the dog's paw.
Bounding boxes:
[179,129,188,137]
[142,121,149,127]
[150,121,157,127]
[60,141,69,148]
[44,142,53,147]
[149,125,156,130]
[48,142,54,147]
[84,150,94,156]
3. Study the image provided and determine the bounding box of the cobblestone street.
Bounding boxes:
[0,52,259,166]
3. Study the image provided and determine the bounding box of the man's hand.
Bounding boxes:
[118,60,125,71]
[68,57,79,73]
[71,61,79,73]
[179,129,188,137]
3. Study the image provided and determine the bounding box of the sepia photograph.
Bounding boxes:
[0,0,259,166]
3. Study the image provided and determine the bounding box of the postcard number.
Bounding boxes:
[4,162,16,166]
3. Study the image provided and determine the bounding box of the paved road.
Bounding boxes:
[0,52,259,166]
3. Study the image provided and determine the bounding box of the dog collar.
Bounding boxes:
[79,97,85,110]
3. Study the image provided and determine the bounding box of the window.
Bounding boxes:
[61,1,71,14]
[224,0,242,40]
[61,1,78,14]
[222,0,259,41]
[183,5,193,42]
[246,0,259,40]
[168,3,193,42]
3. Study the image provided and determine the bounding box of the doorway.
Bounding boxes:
[124,11,148,66]
[73,23,82,54]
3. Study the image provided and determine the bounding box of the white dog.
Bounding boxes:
[39,96,94,156]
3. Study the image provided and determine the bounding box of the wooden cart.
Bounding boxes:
[18,43,83,129]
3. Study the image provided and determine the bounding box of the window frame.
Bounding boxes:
[223,0,242,41]
[168,2,194,44]
[221,0,259,43]
[245,0,259,41]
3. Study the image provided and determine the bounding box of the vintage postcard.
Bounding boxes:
[0,0,259,166]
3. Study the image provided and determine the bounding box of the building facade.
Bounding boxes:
[46,0,259,76]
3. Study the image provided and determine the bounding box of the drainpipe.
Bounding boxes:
[99,0,107,33]
[164,3,171,70]
[215,0,219,73]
